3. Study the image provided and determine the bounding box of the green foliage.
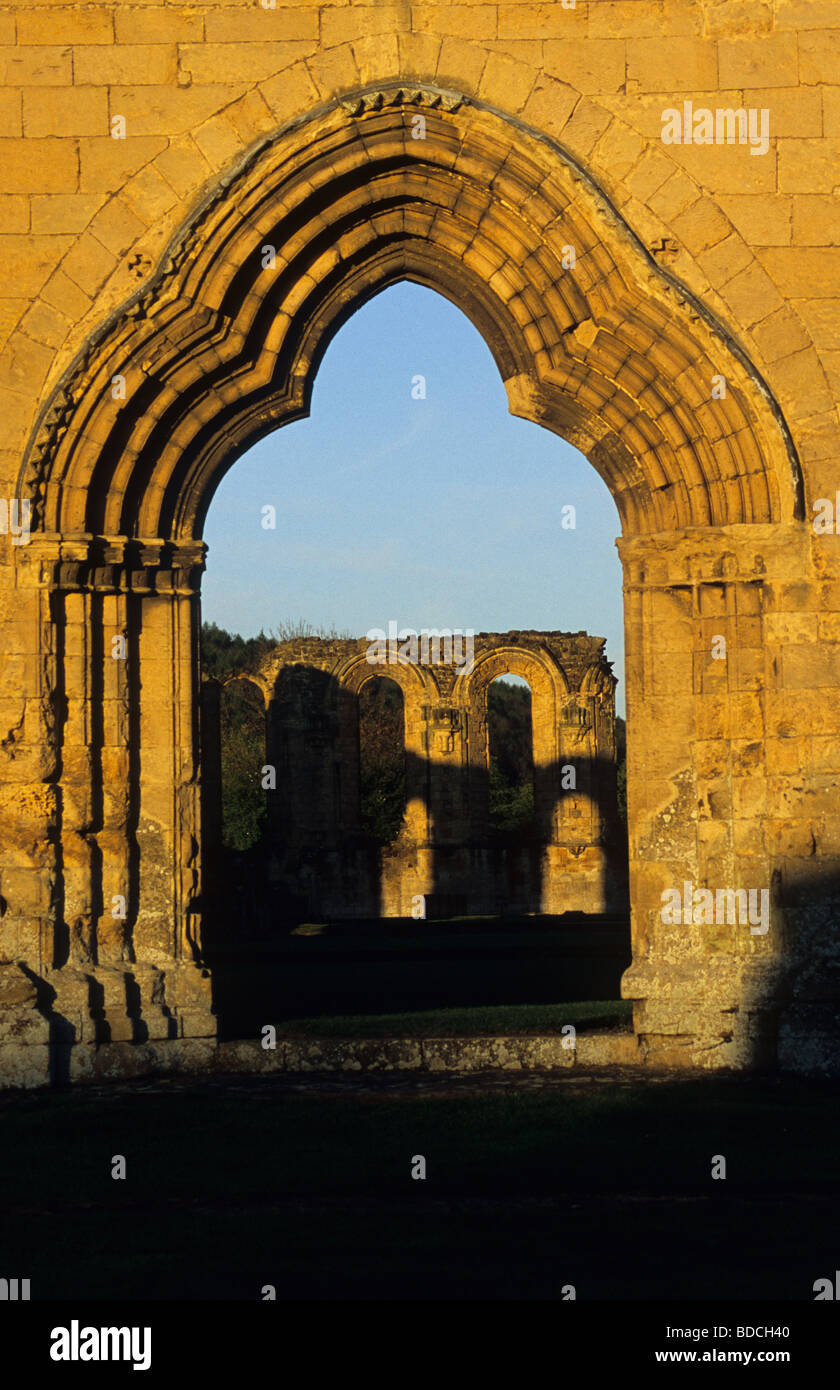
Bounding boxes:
[201,624,271,851]
[487,679,532,783]
[358,678,406,844]
[201,621,356,851]
[220,723,266,851]
[200,620,273,681]
[219,678,266,851]
[489,755,535,834]
[359,760,406,845]
[488,680,534,835]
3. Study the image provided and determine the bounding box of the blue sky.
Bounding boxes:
[202,282,626,715]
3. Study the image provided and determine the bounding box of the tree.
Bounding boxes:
[487,680,535,836]
[219,679,266,851]
[200,620,273,680]
[358,677,406,844]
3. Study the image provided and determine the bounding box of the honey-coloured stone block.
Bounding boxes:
[0,1,838,1087]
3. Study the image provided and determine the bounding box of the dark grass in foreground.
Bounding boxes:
[273,998,632,1036]
[1,1074,838,1300]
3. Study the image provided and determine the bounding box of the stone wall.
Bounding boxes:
[207,629,623,921]
[0,2,838,1083]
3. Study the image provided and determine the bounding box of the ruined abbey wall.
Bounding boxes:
[208,630,622,920]
[0,1,839,1083]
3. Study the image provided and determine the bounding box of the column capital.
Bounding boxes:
[16,534,207,594]
[617,522,811,588]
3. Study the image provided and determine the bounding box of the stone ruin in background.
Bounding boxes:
[202,630,627,923]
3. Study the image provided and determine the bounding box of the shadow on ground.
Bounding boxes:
[2,1070,837,1300]
[204,914,631,1040]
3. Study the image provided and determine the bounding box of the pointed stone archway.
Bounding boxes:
[3,82,820,1085]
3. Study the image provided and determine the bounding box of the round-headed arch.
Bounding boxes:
[337,650,442,706]
[219,671,270,708]
[337,650,439,769]
[21,83,804,549]
[459,644,566,772]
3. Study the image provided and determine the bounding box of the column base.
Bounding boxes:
[622,953,791,1071]
[0,960,217,1089]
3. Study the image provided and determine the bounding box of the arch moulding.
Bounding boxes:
[0,83,831,1086]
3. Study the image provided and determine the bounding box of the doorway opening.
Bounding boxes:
[198,283,630,1037]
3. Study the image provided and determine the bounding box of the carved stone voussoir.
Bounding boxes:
[339,85,468,117]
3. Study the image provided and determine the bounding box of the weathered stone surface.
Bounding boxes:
[0,6,838,1085]
[211,631,622,920]
[423,1036,573,1071]
[0,1043,50,1088]
[576,1031,640,1066]
[217,1031,635,1074]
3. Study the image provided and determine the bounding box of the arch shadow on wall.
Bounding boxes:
[200,639,626,920]
[198,645,630,1035]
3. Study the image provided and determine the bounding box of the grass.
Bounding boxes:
[273,998,633,1036]
[205,916,632,1038]
[1,1073,838,1299]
